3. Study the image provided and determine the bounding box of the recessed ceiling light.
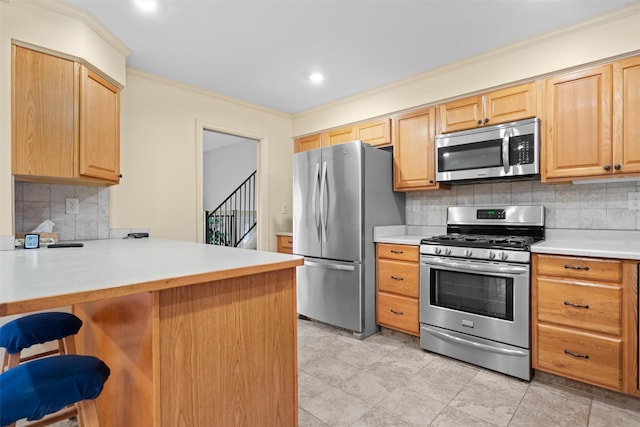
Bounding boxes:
[309,72,325,84]
[134,0,158,12]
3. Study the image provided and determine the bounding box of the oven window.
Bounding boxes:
[430,269,514,321]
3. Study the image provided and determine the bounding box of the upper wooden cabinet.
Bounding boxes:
[392,107,445,191]
[544,55,640,182]
[613,55,640,175]
[12,45,121,185]
[79,68,121,182]
[294,133,323,153]
[325,126,356,146]
[439,82,537,133]
[357,118,391,147]
[294,118,392,153]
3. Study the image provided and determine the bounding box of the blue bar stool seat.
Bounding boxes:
[0,354,110,427]
[0,312,82,372]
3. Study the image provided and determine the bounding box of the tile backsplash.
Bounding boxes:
[406,180,640,230]
[14,182,110,241]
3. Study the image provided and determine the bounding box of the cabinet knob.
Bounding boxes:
[477,120,482,125]
[603,165,611,171]
[429,179,434,184]
[119,174,123,178]
[484,118,490,124]
[614,164,621,170]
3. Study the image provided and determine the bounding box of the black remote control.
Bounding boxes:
[47,243,84,248]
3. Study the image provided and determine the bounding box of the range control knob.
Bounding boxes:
[434,247,442,255]
[464,249,473,257]
[444,248,452,256]
[499,252,509,260]
[488,251,496,260]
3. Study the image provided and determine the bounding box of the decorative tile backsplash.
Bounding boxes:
[406,180,640,230]
[14,182,110,241]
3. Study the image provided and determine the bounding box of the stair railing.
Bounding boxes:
[205,170,256,247]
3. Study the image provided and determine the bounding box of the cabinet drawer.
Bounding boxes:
[377,259,418,298]
[536,254,622,283]
[377,292,419,336]
[276,235,293,254]
[536,324,622,390]
[537,278,622,335]
[377,243,418,262]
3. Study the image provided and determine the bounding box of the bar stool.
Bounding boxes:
[0,312,82,372]
[0,354,110,426]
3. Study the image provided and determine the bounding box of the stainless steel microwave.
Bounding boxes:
[435,118,540,183]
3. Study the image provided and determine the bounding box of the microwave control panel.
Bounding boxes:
[509,135,535,165]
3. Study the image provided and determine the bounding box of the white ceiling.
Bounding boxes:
[61,0,637,114]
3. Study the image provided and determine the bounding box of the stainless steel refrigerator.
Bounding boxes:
[293,140,405,339]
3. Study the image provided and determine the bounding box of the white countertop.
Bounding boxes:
[532,229,640,260]
[373,225,446,245]
[275,231,293,237]
[0,238,302,316]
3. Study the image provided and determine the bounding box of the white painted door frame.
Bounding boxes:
[195,120,268,250]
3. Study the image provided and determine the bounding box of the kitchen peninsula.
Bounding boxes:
[0,239,303,426]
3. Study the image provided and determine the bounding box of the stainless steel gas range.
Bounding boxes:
[419,205,544,381]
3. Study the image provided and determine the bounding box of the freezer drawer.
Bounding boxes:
[297,258,363,332]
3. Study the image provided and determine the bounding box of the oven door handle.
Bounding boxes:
[423,326,529,357]
[422,257,528,275]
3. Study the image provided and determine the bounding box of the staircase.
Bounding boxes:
[205,171,256,249]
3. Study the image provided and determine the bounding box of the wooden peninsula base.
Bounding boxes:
[74,268,298,427]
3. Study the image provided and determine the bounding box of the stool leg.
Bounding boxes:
[7,352,21,370]
[62,335,77,355]
[76,399,100,427]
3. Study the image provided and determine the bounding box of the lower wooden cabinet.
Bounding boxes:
[532,254,639,395]
[276,234,293,254]
[376,243,419,336]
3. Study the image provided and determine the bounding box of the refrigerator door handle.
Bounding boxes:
[312,162,321,239]
[304,260,356,271]
[319,161,328,243]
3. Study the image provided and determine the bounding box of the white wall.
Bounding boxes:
[203,140,257,211]
[113,70,293,249]
[292,4,640,136]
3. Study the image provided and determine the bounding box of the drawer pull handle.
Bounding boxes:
[564,265,589,271]
[390,275,404,281]
[287,240,293,244]
[564,301,589,309]
[390,250,404,254]
[564,349,589,359]
[390,309,404,315]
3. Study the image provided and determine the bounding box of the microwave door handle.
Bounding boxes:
[502,129,510,173]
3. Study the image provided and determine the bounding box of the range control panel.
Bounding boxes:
[476,209,506,220]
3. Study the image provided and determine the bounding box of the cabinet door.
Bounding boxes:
[613,56,640,174]
[438,96,482,133]
[12,45,78,178]
[484,82,536,125]
[79,67,120,182]
[357,118,391,147]
[392,107,440,191]
[324,126,356,146]
[543,65,613,181]
[294,133,322,153]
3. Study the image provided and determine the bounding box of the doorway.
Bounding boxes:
[202,130,259,249]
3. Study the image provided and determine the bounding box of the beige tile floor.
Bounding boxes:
[298,318,640,427]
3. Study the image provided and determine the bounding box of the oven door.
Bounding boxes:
[420,255,530,349]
